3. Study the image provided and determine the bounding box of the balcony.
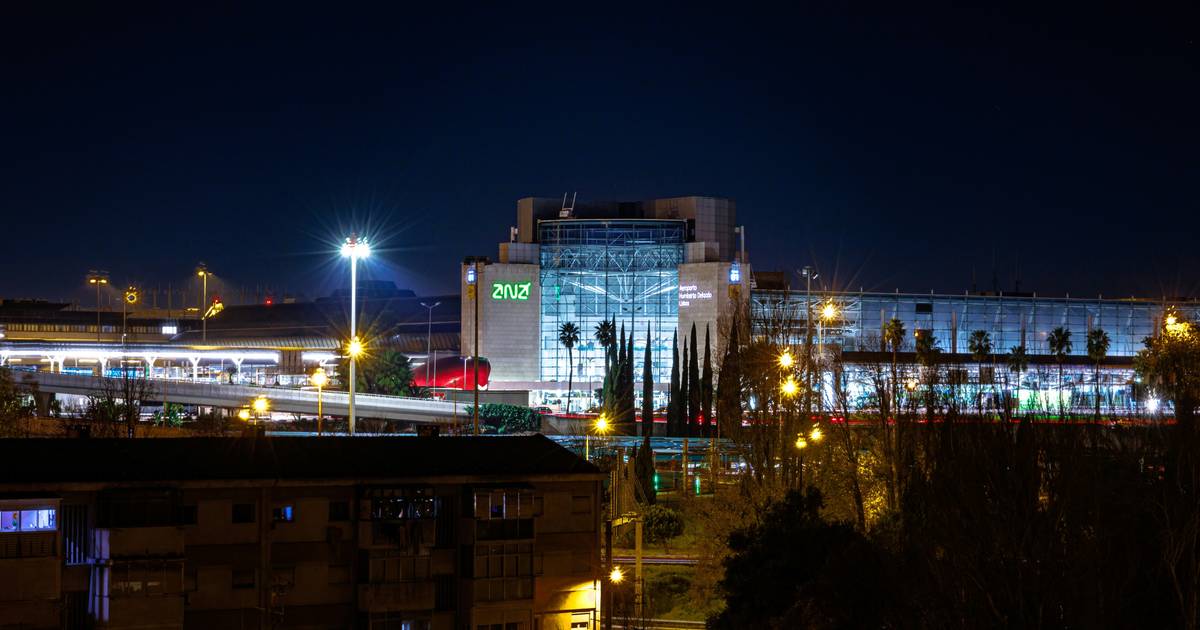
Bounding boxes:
[93,527,184,561]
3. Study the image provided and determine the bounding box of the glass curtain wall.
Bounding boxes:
[539,220,685,400]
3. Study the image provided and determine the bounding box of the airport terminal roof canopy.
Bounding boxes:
[0,435,600,485]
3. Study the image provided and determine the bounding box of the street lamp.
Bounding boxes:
[586,413,611,461]
[781,377,799,397]
[310,367,328,436]
[420,301,441,385]
[87,271,110,342]
[122,286,139,344]
[609,566,624,584]
[196,264,210,342]
[237,408,251,422]
[252,396,269,425]
[778,350,794,369]
[340,234,371,436]
[809,425,824,443]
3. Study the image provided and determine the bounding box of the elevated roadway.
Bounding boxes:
[19,371,463,423]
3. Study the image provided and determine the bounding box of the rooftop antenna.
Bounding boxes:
[559,192,576,218]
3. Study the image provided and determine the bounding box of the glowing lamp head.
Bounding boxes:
[237,408,251,421]
[778,350,794,369]
[905,379,918,392]
[124,288,139,304]
[594,414,610,434]
[341,235,371,259]
[795,436,808,450]
[821,302,837,321]
[252,396,269,415]
[810,426,823,443]
[347,337,364,358]
[610,566,624,583]
[310,367,328,388]
[781,377,799,397]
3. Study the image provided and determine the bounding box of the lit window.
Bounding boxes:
[1,508,57,532]
[272,505,294,523]
[1,510,17,532]
[161,325,178,335]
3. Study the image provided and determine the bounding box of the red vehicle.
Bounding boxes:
[412,356,491,390]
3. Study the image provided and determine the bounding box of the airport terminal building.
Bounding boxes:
[461,196,749,411]
[463,195,1199,416]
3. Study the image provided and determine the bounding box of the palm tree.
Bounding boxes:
[594,319,616,369]
[558,322,580,414]
[1007,344,1029,416]
[1087,328,1111,421]
[1047,327,1072,419]
[968,330,993,417]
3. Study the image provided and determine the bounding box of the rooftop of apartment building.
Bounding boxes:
[0,435,600,486]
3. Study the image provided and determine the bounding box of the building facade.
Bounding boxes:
[462,197,748,411]
[752,288,1200,413]
[0,436,603,630]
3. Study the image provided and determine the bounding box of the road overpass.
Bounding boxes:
[19,371,465,423]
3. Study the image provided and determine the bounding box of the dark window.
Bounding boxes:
[232,568,255,589]
[272,505,294,523]
[232,503,255,524]
[329,500,350,522]
[571,496,591,515]
[177,505,197,526]
[916,303,933,314]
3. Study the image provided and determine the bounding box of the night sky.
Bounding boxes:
[3,3,1198,305]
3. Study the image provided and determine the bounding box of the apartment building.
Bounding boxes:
[0,435,603,630]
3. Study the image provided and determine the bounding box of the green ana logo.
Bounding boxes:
[491,282,531,301]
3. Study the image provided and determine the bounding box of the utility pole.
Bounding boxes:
[421,301,441,385]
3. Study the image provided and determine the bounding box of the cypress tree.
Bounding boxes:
[702,324,713,438]
[669,329,680,436]
[625,332,636,427]
[680,341,690,437]
[642,324,654,437]
[688,323,701,437]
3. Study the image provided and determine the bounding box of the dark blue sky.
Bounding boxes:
[3,3,1197,304]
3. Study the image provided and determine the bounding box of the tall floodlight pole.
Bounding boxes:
[87,271,110,342]
[341,234,371,435]
[463,260,483,435]
[196,264,210,342]
[800,266,817,424]
[421,301,441,385]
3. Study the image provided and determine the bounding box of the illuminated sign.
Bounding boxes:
[679,284,713,307]
[729,262,741,284]
[491,282,532,301]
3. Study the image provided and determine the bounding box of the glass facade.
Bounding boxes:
[538,220,685,392]
[752,290,1200,358]
[751,290,1200,413]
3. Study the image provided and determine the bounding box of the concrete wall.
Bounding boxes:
[462,262,541,383]
[677,261,751,373]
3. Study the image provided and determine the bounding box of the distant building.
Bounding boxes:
[0,436,603,629]
[462,196,749,410]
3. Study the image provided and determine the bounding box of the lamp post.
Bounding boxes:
[464,259,482,436]
[310,367,328,436]
[122,286,139,344]
[420,301,441,385]
[799,266,818,425]
[87,271,110,342]
[340,234,371,436]
[196,264,210,342]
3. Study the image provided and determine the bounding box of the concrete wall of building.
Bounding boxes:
[650,196,737,263]
[462,262,542,383]
[678,262,751,373]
